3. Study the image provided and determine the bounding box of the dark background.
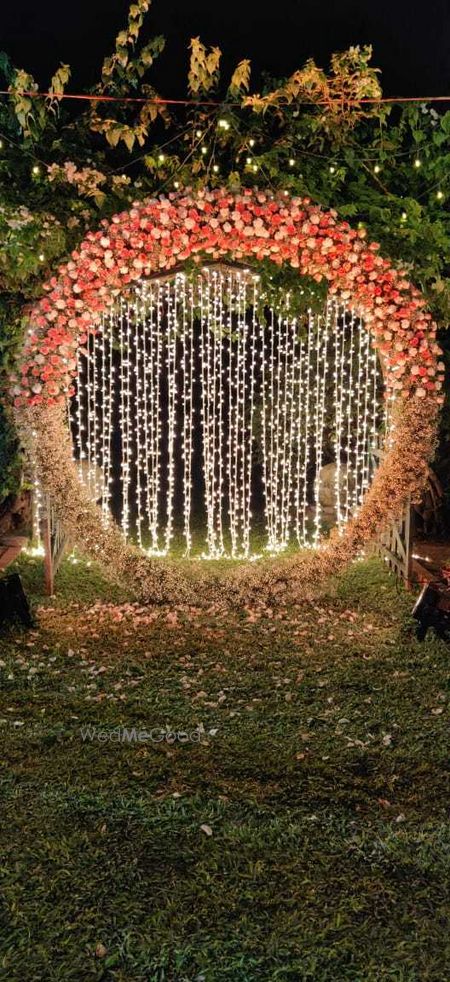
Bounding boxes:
[1,0,449,96]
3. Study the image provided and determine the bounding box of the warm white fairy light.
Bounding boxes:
[267,307,278,549]
[370,335,380,476]
[164,278,178,553]
[353,309,366,510]
[133,294,144,548]
[142,281,164,554]
[85,327,93,498]
[217,272,225,553]
[93,325,103,501]
[141,282,154,549]
[279,312,288,546]
[69,269,385,560]
[343,309,355,521]
[269,306,282,549]
[360,320,371,497]
[244,277,258,558]
[206,268,226,557]
[200,271,214,556]
[294,332,305,545]
[118,299,130,538]
[229,271,241,557]
[105,310,115,519]
[225,270,236,555]
[100,313,109,519]
[232,274,241,555]
[260,297,270,546]
[181,277,195,555]
[301,311,313,545]
[312,305,329,547]
[31,471,43,547]
[241,271,255,557]
[210,274,219,553]
[333,304,345,530]
[237,271,247,555]
[75,344,86,485]
[155,282,164,549]
[283,313,297,547]
[280,313,289,546]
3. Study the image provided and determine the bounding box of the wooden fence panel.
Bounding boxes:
[372,497,414,589]
[42,495,68,596]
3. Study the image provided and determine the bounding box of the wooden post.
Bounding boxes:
[404,496,413,589]
[43,495,54,596]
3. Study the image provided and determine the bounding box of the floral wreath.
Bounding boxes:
[11,188,444,604]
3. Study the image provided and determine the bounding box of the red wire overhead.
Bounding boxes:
[1,89,450,107]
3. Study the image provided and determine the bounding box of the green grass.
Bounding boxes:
[0,555,449,981]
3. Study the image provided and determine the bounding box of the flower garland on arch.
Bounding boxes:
[11,187,445,407]
[10,188,444,605]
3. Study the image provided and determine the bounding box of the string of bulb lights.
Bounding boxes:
[1,100,448,223]
[36,266,385,560]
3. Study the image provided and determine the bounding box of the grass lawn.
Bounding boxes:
[0,554,449,981]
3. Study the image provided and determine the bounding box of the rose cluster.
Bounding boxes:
[10,188,445,408]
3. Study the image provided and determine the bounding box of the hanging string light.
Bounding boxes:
[301,311,313,545]
[181,275,195,555]
[133,293,144,549]
[69,268,384,559]
[164,277,178,553]
[101,311,114,521]
[344,309,355,521]
[333,304,346,531]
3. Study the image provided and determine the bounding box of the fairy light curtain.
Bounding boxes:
[68,266,384,559]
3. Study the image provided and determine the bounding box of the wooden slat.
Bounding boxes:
[372,495,414,589]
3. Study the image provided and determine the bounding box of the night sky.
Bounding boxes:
[1,0,449,98]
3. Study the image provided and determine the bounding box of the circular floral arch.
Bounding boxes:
[11,188,444,605]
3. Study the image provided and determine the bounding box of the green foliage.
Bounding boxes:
[48,63,71,103]
[0,401,22,497]
[188,37,222,95]
[245,45,382,135]
[0,2,449,500]
[228,58,251,97]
